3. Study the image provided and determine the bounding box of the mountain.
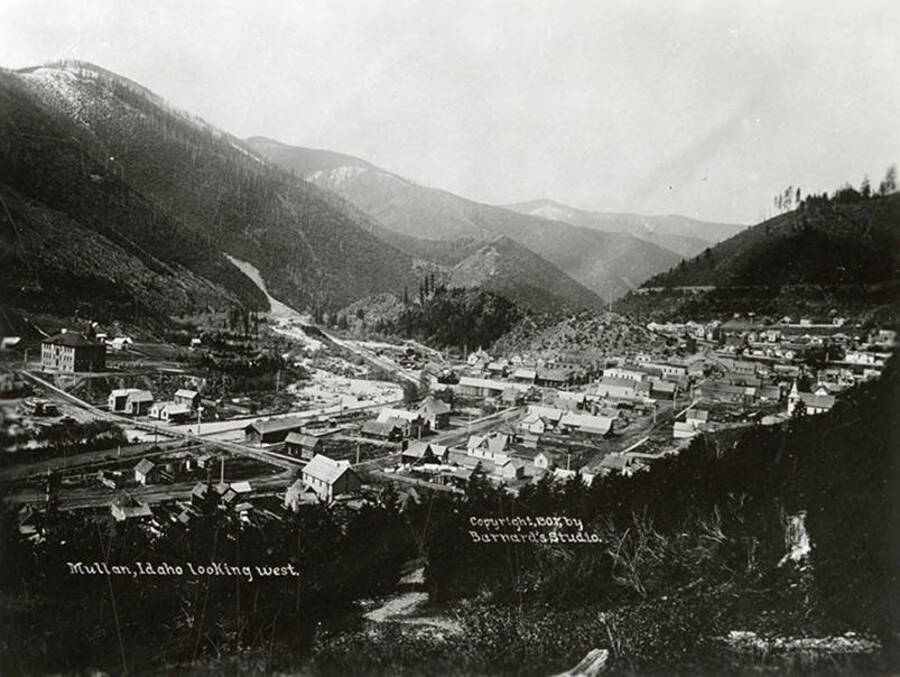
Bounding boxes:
[504,198,744,258]
[615,194,900,323]
[0,61,418,325]
[245,137,683,299]
[641,195,900,289]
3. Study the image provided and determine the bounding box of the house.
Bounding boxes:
[594,377,637,400]
[284,478,319,512]
[111,494,153,522]
[361,420,403,441]
[519,412,546,434]
[467,349,491,366]
[301,454,362,503]
[134,458,158,485]
[534,451,556,470]
[244,416,307,444]
[787,383,836,416]
[41,332,106,373]
[649,379,676,400]
[457,376,527,399]
[416,397,452,430]
[512,367,536,383]
[498,458,526,480]
[401,441,448,465]
[467,432,512,464]
[673,421,700,439]
[284,432,322,460]
[686,409,709,426]
[124,390,154,416]
[558,412,613,436]
[191,482,210,508]
[603,366,646,382]
[535,367,573,388]
[486,361,508,377]
[377,408,426,437]
[597,453,636,477]
[173,389,200,409]
[108,388,139,412]
[149,401,192,423]
[501,387,526,406]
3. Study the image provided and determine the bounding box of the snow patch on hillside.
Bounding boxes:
[305,165,369,184]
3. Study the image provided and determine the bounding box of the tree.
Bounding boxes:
[860,175,871,199]
[878,164,896,196]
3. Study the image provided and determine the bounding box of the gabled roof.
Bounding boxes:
[417,397,451,416]
[377,408,420,423]
[559,412,613,434]
[43,332,102,348]
[134,458,155,475]
[467,432,510,455]
[174,388,198,398]
[797,392,836,409]
[512,367,536,379]
[110,388,140,397]
[303,454,354,486]
[362,420,401,436]
[686,409,709,422]
[245,416,307,435]
[127,390,154,402]
[526,405,566,422]
[403,441,448,460]
[285,432,321,448]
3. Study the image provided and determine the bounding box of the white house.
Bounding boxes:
[301,454,362,503]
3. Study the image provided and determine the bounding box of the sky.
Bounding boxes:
[1,0,898,224]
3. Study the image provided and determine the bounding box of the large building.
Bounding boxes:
[41,333,106,373]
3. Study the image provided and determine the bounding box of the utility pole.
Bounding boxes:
[355,442,360,465]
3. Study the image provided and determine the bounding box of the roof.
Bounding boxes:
[245,416,306,435]
[501,387,525,400]
[403,441,448,460]
[536,367,572,382]
[127,390,154,402]
[458,376,529,392]
[467,432,510,455]
[191,482,208,498]
[797,392,836,409]
[526,405,566,421]
[285,432,321,448]
[42,332,103,348]
[303,454,354,486]
[559,412,613,434]
[110,388,140,397]
[598,377,637,390]
[134,458,155,475]
[377,408,420,423]
[174,389,198,398]
[599,454,629,470]
[512,367,536,379]
[362,420,400,436]
[686,409,709,422]
[417,397,451,416]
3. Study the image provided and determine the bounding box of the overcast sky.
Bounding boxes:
[1,0,897,224]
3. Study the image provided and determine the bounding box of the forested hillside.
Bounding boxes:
[247,137,684,299]
[643,193,900,288]
[1,62,417,321]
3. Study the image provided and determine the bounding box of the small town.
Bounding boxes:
[1,4,897,674]
[2,306,894,532]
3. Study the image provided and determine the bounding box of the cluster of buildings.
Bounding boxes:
[107,387,201,422]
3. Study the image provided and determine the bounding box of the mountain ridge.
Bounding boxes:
[245,137,684,299]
